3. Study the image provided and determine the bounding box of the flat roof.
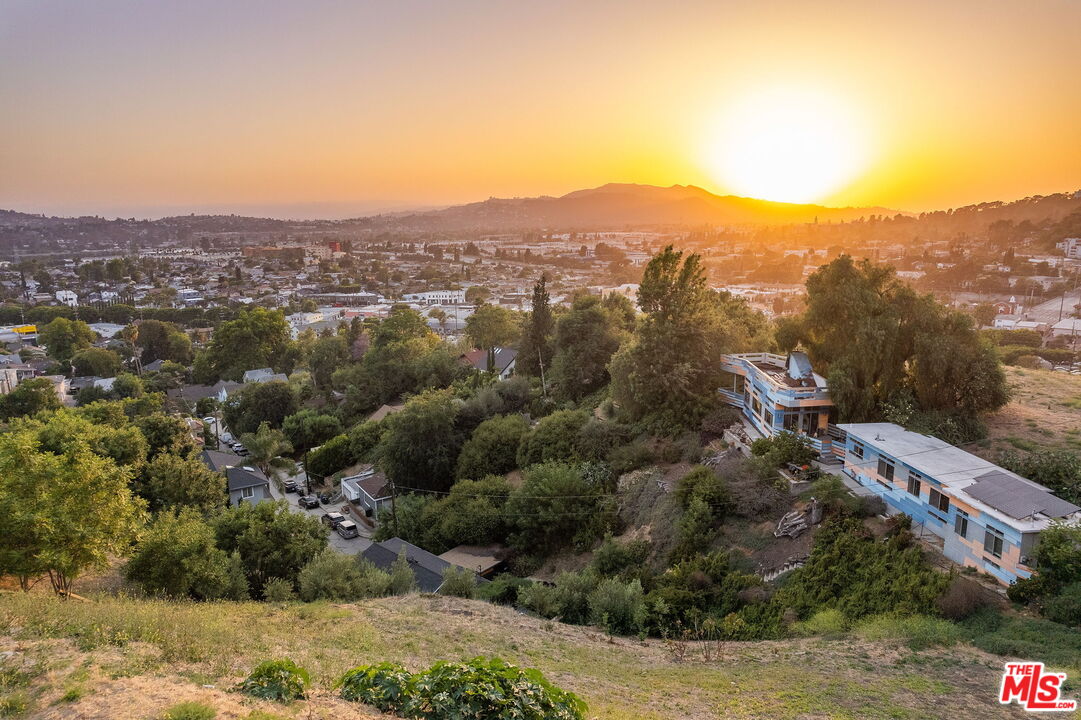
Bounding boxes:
[839,422,1079,531]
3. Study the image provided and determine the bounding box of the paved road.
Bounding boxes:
[266,470,374,555]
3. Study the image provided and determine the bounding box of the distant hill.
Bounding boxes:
[357,183,902,231]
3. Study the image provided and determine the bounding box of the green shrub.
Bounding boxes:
[407,657,586,720]
[608,440,653,476]
[675,466,729,510]
[162,702,216,720]
[1043,582,1081,627]
[236,659,309,702]
[791,608,848,637]
[0,692,29,717]
[517,409,590,467]
[438,566,476,599]
[336,662,413,713]
[934,575,991,620]
[961,608,1081,668]
[591,535,651,577]
[261,578,296,602]
[518,582,561,618]
[854,614,961,650]
[588,578,647,635]
[477,575,531,605]
[298,549,365,601]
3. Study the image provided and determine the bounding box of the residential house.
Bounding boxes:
[461,347,517,380]
[55,290,78,307]
[243,367,275,383]
[437,545,507,578]
[838,422,1081,585]
[718,351,834,456]
[1050,318,1081,342]
[361,537,489,593]
[166,380,242,408]
[341,466,392,517]
[196,449,273,506]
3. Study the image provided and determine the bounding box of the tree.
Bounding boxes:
[506,462,615,557]
[517,409,591,468]
[204,308,294,381]
[138,452,226,514]
[610,246,768,432]
[133,319,193,365]
[0,426,144,595]
[212,500,327,596]
[0,377,62,420]
[465,285,491,305]
[377,390,462,493]
[135,412,193,457]
[456,414,530,480]
[222,381,299,436]
[297,549,367,601]
[517,275,554,378]
[282,409,343,451]
[124,509,241,599]
[308,335,349,393]
[797,255,1008,434]
[388,549,417,594]
[71,347,122,377]
[240,422,294,480]
[465,304,520,351]
[38,317,95,362]
[549,294,632,401]
[111,372,145,399]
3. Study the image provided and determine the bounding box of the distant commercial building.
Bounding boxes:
[242,246,305,261]
[403,289,466,305]
[839,422,1081,585]
[1057,237,1081,260]
[718,352,835,456]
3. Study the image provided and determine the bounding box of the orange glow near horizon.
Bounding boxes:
[0,1,1079,219]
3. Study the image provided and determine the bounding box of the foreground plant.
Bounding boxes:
[236,659,309,702]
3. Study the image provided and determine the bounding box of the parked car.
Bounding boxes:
[336,520,359,539]
[235,447,250,457]
[298,494,319,509]
[202,416,216,426]
[283,479,298,493]
[317,492,333,505]
[321,511,345,529]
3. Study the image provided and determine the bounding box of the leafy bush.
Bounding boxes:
[608,440,653,476]
[261,577,296,602]
[591,535,651,577]
[438,566,476,599]
[934,576,991,620]
[337,662,414,713]
[236,659,309,702]
[961,608,1081,668]
[518,582,561,618]
[477,575,532,605]
[407,657,586,720]
[516,410,590,467]
[588,578,647,635]
[790,608,848,637]
[298,549,367,601]
[161,701,217,720]
[456,414,529,480]
[853,614,961,650]
[306,433,354,479]
[675,466,729,511]
[1043,582,1081,627]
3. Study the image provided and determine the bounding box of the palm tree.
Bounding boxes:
[240,422,293,481]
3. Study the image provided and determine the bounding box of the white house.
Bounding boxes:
[55,290,78,307]
[403,289,466,305]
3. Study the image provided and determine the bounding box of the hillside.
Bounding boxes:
[965,366,1081,460]
[364,183,899,231]
[0,592,1036,720]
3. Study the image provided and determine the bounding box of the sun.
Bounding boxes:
[705,85,871,204]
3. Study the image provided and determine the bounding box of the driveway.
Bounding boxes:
[267,468,374,555]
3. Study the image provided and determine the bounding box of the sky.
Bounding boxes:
[1,0,1080,219]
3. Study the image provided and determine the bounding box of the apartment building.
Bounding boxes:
[839,422,1080,585]
[718,351,835,456]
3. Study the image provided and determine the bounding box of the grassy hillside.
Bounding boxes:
[0,592,1038,720]
[966,366,1081,459]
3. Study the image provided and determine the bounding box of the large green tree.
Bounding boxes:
[610,246,768,432]
[376,389,462,493]
[517,275,555,378]
[38,317,95,362]
[71,347,122,377]
[465,304,520,350]
[549,294,634,401]
[138,452,226,514]
[0,378,62,420]
[222,381,299,435]
[204,308,294,381]
[125,509,244,599]
[456,414,530,480]
[133,319,193,365]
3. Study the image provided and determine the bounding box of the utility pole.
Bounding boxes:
[390,478,399,537]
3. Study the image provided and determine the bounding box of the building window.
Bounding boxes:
[764,410,774,427]
[984,527,1004,559]
[851,442,864,460]
[242,486,254,499]
[878,458,896,482]
[954,510,969,539]
[928,488,950,514]
[906,473,920,497]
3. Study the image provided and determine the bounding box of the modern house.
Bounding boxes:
[718,352,834,456]
[341,466,393,517]
[838,422,1081,585]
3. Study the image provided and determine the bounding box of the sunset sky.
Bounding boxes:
[2,0,1080,219]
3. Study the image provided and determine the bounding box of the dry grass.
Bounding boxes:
[0,591,1034,720]
[965,366,1081,459]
